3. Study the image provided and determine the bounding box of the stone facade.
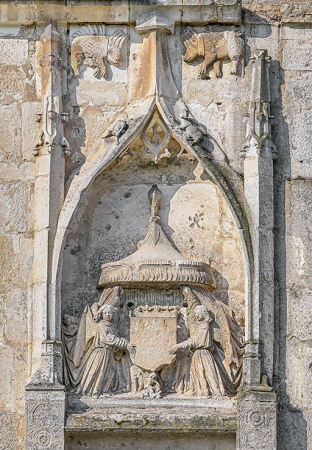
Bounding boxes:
[0,1,311,449]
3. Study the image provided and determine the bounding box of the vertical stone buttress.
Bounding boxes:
[25,21,67,450]
[237,49,277,450]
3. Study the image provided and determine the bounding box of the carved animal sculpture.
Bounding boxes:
[177,105,205,146]
[71,26,126,78]
[183,28,244,79]
[104,119,128,144]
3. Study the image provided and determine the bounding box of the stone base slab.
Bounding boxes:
[66,395,237,434]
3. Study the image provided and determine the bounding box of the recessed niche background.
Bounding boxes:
[61,146,245,330]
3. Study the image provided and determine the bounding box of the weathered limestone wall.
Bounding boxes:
[0,32,37,450]
[0,1,311,449]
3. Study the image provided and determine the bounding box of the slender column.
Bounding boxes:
[237,49,277,450]
[26,20,67,450]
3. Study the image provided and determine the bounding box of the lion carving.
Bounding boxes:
[71,25,126,79]
[183,27,244,79]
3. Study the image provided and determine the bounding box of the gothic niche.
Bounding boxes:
[63,186,244,398]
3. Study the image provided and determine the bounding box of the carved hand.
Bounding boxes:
[169,344,180,355]
[127,344,136,356]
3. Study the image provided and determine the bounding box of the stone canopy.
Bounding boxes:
[98,187,216,290]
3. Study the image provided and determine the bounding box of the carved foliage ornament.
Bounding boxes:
[183,27,244,79]
[71,25,126,78]
[141,111,171,164]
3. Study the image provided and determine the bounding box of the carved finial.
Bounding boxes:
[148,185,162,219]
[241,48,276,159]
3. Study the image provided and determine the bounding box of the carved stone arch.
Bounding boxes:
[51,97,253,357]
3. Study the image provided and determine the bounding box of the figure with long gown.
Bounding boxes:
[77,303,135,396]
[169,287,236,398]
[63,287,135,396]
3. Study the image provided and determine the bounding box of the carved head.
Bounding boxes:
[183,27,201,63]
[107,30,126,66]
[194,305,211,323]
[100,304,119,323]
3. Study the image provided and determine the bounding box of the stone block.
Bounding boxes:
[237,390,277,450]
[289,110,312,179]
[283,41,312,71]
[0,180,32,234]
[4,289,28,345]
[286,338,312,410]
[286,235,312,289]
[22,102,41,163]
[66,432,236,450]
[0,345,13,405]
[285,72,312,108]
[281,2,312,24]
[282,25,312,41]
[25,389,66,450]
[0,235,17,288]
[287,288,312,342]
[0,104,22,163]
[0,409,24,450]
[286,180,312,288]
[0,39,28,65]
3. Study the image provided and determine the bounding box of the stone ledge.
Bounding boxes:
[66,409,237,433]
[0,2,242,25]
[66,395,237,433]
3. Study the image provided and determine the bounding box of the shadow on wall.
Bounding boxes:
[271,57,308,450]
[240,10,308,447]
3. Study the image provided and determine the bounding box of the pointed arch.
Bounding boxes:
[51,97,253,346]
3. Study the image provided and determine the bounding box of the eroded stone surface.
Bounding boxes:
[0,2,310,450]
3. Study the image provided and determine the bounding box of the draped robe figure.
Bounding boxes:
[169,287,242,397]
[63,287,135,396]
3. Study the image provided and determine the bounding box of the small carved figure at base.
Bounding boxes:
[130,365,144,395]
[130,366,162,398]
[141,372,162,399]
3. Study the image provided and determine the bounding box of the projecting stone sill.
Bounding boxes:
[66,395,237,433]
